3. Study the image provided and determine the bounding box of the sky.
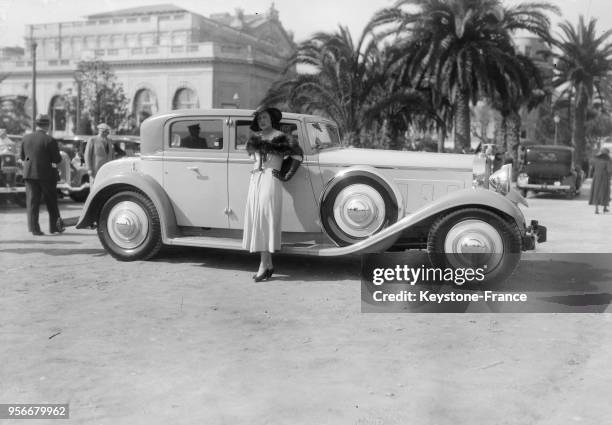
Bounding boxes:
[1,0,612,48]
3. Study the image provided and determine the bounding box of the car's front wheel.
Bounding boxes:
[427,208,521,284]
[13,192,26,207]
[321,176,398,246]
[69,189,89,202]
[97,191,162,261]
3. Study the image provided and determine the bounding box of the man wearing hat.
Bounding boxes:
[20,114,64,235]
[180,123,208,149]
[84,123,115,179]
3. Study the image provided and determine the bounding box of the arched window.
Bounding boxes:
[172,87,199,110]
[133,88,158,124]
[49,95,67,134]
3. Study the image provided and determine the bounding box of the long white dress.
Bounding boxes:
[242,149,283,253]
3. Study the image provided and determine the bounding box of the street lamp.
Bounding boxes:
[553,113,560,145]
[30,30,37,131]
[73,70,84,134]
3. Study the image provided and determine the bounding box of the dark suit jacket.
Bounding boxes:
[180,135,208,149]
[20,130,62,181]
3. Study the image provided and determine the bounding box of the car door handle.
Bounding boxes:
[187,165,208,180]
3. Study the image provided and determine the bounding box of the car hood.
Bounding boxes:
[316,147,474,170]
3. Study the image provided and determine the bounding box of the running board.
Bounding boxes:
[162,208,448,256]
[164,232,401,257]
[164,236,340,255]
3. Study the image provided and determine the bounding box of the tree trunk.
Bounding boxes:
[501,115,508,152]
[573,90,588,174]
[454,90,471,152]
[437,129,445,153]
[508,111,521,178]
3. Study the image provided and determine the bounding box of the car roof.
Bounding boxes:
[527,144,574,151]
[148,108,332,123]
[54,135,140,143]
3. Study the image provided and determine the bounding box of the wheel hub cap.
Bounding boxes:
[333,184,386,238]
[107,201,149,250]
[444,219,504,270]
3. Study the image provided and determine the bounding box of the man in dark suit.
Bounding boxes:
[20,114,64,235]
[181,124,208,149]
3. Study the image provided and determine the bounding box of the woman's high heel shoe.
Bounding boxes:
[253,269,269,282]
[253,268,274,282]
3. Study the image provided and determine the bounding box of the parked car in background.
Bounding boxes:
[75,109,546,283]
[0,136,25,206]
[56,135,140,202]
[517,145,583,198]
[0,135,25,206]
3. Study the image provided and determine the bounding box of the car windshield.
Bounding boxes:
[306,121,342,150]
[526,149,572,163]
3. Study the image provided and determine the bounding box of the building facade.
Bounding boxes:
[0,4,294,136]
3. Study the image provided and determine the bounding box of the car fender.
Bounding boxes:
[315,188,527,256]
[319,165,405,219]
[76,173,177,241]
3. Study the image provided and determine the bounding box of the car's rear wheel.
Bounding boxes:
[427,208,521,284]
[321,176,398,246]
[97,191,162,261]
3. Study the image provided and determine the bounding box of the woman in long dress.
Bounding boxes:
[242,107,288,281]
[589,147,612,214]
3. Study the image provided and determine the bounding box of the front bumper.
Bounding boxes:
[517,182,573,192]
[57,181,89,194]
[0,186,26,194]
[522,219,547,251]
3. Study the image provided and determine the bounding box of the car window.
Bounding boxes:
[234,120,300,151]
[170,120,223,150]
[306,121,341,149]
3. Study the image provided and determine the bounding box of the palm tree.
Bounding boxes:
[262,26,429,146]
[553,16,612,168]
[373,0,557,151]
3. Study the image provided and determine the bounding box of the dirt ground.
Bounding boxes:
[1,183,612,425]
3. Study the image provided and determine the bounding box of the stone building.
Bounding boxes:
[0,3,295,136]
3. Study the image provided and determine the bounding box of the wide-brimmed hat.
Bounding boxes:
[250,106,282,131]
[97,123,111,131]
[188,124,200,130]
[35,114,50,127]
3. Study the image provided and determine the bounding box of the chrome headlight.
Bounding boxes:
[517,172,529,185]
[472,153,490,189]
[489,164,512,195]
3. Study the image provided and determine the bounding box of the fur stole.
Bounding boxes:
[246,134,303,157]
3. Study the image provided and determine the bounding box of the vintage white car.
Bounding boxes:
[76,109,546,282]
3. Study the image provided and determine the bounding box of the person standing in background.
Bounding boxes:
[589,147,612,214]
[19,115,64,235]
[84,123,114,180]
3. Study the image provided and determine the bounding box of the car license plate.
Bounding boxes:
[554,181,561,186]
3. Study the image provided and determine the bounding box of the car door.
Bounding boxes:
[226,117,321,232]
[163,117,229,228]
